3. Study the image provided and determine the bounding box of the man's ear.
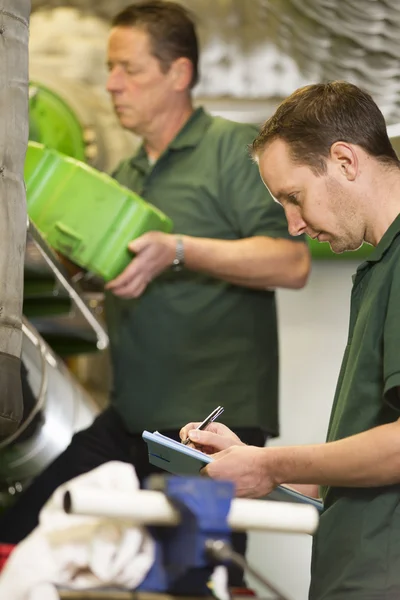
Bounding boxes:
[170,57,193,92]
[330,142,358,182]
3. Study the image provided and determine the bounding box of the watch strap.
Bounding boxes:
[171,236,185,271]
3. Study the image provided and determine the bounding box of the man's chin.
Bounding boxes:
[115,114,136,131]
[328,239,362,254]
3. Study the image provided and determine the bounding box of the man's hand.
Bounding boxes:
[105,232,176,298]
[179,421,244,454]
[203,445,276,498]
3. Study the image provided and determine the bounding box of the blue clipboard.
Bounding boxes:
[266,486,324,513]
[142,431,324,512]
[142,430,213,476]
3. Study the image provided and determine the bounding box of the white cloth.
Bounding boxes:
[0,462,155,600]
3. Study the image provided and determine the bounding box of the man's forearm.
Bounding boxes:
[269,419,400,489]
[182,235,310,290]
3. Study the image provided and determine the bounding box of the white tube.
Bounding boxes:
[64,489,181,527]
[229,497,318,534]
[64,488,319,535]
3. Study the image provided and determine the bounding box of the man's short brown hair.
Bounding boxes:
[112,1,199,89]
[252,81,399,174]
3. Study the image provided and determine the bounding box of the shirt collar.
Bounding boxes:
[129,144,150,174]
[357,212,400,272]
[129,107,212,172]
[168,106,212,150]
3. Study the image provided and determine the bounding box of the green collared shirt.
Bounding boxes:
[310,213,400,600]
[106,107,302,435]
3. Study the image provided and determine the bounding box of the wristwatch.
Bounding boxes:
[171,236,185,272]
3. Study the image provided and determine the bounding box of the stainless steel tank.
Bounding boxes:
[0,319,99,507]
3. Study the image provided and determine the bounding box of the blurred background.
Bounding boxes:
[4,1,400,598]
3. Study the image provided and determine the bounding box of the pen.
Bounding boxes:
[182,405,224,445]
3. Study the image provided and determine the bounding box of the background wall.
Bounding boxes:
[247,259,359,599]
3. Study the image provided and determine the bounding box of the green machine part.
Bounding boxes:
[29,81,86,162]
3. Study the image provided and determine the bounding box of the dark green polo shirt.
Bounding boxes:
[105,107,302,436]
[310,214,400,600]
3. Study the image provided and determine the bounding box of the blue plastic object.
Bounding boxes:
[138,475,234,595]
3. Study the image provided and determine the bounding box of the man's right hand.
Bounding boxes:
[179,421,245,454]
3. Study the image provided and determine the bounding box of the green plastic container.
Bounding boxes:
[29,82,86,162]
[25,142,173,281]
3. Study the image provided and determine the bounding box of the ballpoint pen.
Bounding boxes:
[182,405,224,445]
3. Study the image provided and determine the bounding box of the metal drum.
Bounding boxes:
[0,319,99,507]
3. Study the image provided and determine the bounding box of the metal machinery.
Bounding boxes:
[62,474,320,600]
[0,2,141,500]
[0,47,134,501]
[0,317,98,507]
[0,64,129,501]
[0,223,106,509]
[0,471,320,599]
[0,2,29,439]
[0,11,146,503]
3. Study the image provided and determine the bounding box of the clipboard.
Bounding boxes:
[142,430,324,512]
[142,430,213,476]
[266,485,324,513]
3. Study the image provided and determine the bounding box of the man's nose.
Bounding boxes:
[106,67,123,93]
[287,211,307,237]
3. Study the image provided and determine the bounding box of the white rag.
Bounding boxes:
[0,461,155,600]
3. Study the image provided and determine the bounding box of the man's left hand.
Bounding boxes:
[105,232,176,298]
[203,445,276,498]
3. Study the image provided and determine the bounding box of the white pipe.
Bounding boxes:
[64,488,319,535]
[228,497,318,534]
